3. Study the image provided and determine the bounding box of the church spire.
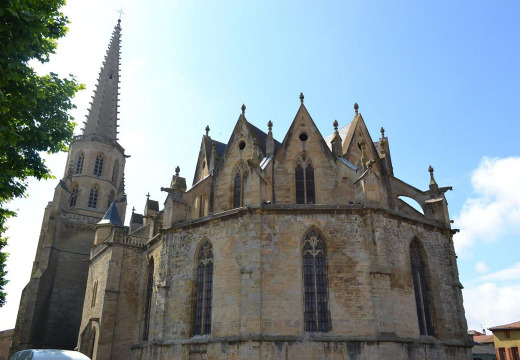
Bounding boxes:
[83,20,122,140]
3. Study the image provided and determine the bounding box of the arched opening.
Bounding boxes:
[69,183,79,207]
[143,257,154,341]
[93,154,104,177]
[193,241,213,335]
[302,227,330,332]
[398,196,425,215]
[409,238,435,336]
[88,186,99,208]
[75,152,85,174]
[295,153,315,204]
[233,163,248,208]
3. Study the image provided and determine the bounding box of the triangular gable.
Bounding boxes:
[342,114,382,174]
[192,136,227,185]
[274,103,335,163]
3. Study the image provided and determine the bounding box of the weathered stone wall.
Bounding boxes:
[0,329,13,360]
[129,207,471,359]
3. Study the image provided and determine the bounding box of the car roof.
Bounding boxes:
[10,349,91,360]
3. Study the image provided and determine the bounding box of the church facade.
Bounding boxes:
[12,20,473,360]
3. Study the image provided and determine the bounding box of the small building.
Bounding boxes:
[489,321,520,360]
[0,329,14,360]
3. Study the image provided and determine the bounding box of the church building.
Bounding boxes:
[12,20,473,360]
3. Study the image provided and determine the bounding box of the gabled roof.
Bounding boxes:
[324,122,352,151]
[489,321,520,331]
[130,212,143,225]
[246,122,281,154]
[145,199,159,212]
[473,334,494,344]
[98,201,123,226]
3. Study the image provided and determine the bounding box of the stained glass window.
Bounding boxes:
[233,163,248,208]
[303,229,329,332]
[69,184,79,207]
[76,153,84,174]
[410,238,435,336]
[88,186,98,208]
[93,155,104,177]
[194,241,213,335]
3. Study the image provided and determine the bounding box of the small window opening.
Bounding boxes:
[239,140,246,151]
[299,132,308,141]
[109,73,113,79]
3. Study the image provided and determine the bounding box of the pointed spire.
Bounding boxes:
[98,201,123,226]
[331,120,342,157]
[428,165,438,187]
[266,120,275,157]
[83,20,122,140]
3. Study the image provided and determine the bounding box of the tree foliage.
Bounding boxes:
[0,0,84,306]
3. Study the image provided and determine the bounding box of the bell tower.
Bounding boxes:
[10,20,127,355]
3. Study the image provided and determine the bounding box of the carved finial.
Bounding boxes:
[241,104,246,115]
[380,127,385,138]
[146,192,150,199]
[300,92,304,104]
[205,125,210,136]
[333,120,339,131]
[354,102,359,115]
[428,165,434,175]
[358,138,366,150]
[268,120,273,132]
[175,166,180,176]
[132,206,135,213]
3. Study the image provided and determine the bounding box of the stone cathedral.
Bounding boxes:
[11,20,473,360]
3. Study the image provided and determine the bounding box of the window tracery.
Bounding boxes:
[233,163,248,208]
[303,228,329,332]
[295,154,315,204]
[112,160,119,184]
[409,238,435,336]
[88,186,99,208]
[69,183,79,207]
[194,241,213,335]
[93,155,104,177]
[75,153,84,174]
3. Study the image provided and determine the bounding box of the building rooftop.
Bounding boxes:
[489,320,520,331]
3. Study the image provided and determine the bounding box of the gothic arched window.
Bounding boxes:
[88,186,99,208]
[409,238,435,336]
[302,228,330,332]
[143,258,154,341]
[112,160,119,184]
[233,163,248,208]
[75,153,84,174]
[295,154,315,204]
[194,241,213,335]
[69,183,79,207]
[93,155,104,177]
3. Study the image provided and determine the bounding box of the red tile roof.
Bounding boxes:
[489,321,520,331]
[473,334,494,344]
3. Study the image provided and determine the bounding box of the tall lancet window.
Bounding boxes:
[93,155,104,177]
[409,238,435,336]
[69,183,79,207]
[303,228,330,332]
[295,154,315,204]
[88,186,99,208]
[143,258,154,341]
[233,163,248,208]
[112,160,119,184]
[75,153,84,174]
[194,241,213,335]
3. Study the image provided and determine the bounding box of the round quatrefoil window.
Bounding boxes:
[239,140,246,150]
[299,132,308,141]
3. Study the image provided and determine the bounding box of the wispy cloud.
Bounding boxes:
[454,156,520,253]
[475,261,490,274]
[480,262,520,282]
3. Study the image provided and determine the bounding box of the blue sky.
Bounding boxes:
[1,0,519,331]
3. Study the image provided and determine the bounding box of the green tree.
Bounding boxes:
[0,0,84,306]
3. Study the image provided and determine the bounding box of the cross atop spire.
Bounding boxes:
[300,92,304,104]
[205,125,210,136]
[82,20,122,141]
[241,104,246,115]
[117,8,124,20]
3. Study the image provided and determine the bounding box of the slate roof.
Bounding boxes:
[131,212,143,225]
[489,321,520,330]
[324,122,352,151]
[98,201,123,226]
[145,199,159,211]
[246,121,281,153]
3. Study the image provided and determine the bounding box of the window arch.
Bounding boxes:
[295,153,315,204]
[233,163,248,208]
[143,257,154,341]
[302,228,330,332]
[409,238,435,336]
[88,186,99,208]
[75,152,84,174]
[93,154,104,177]
[69,183,79,207]
[194,241,213,335]
[112,160,119,184]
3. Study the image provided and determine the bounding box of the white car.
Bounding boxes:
[9,349,91,360]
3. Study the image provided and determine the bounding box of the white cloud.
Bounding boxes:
[463,282,520,331]
[454,157,520,253]
[475,261,490,274]
[480,262,520,282]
